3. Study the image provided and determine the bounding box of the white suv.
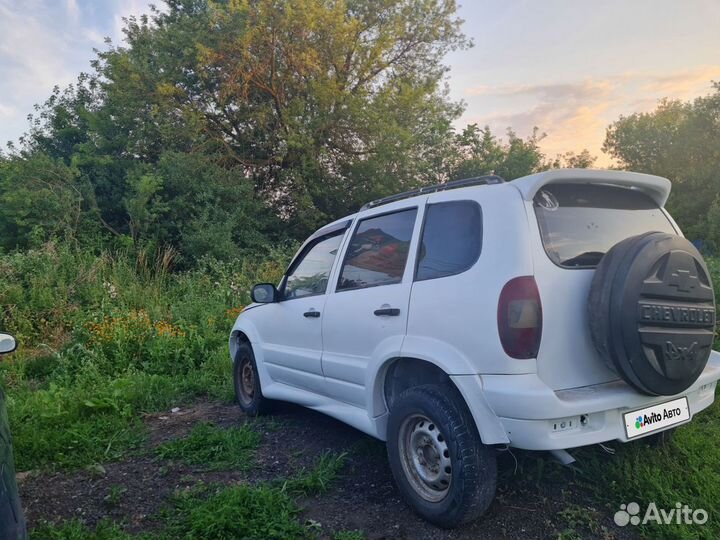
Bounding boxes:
[229,169,719,527]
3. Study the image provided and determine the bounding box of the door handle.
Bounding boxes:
[303,310,321,318]
[374,307,400,316]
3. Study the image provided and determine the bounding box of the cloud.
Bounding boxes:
[639,66,720,97]
[466,79,614,101]
[460,66,720,166]
[66,0,79,20]
[463,79,616,162]
[0,103,16,118]
[0,2,77,96]
[0,0,155,147]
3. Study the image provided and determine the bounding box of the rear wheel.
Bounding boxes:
[233,342,272,416]
[386,384,496,528]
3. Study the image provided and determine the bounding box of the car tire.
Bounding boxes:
[0,388,26,540]
[588,232,715,396]
[233,342,273,416]
[386,384,496,528]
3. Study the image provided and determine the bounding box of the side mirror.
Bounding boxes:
[251,283,278,304]
[0,333,17,354]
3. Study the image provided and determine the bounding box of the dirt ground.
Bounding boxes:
[18,400,639,539]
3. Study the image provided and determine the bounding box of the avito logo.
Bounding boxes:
[635,412,661,430]
[614,502,708,527]
[634,407,683,431]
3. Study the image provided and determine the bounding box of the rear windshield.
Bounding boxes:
[533,183,676,268]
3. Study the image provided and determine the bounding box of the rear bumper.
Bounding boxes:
[477,351,720,450]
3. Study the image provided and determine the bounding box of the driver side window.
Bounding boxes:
[283,232,344,300]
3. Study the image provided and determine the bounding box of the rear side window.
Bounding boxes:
[416,201,482,281]
[534,184,676,268]
[337,208,417,291]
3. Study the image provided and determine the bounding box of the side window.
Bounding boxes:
[283,233,344,300]
[416,201,482,281]
[337,208,418,291]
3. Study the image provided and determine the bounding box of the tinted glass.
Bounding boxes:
[534,184,675,268]
[284,233,344,299]
[416,201,482,281]
[338,208,417,290]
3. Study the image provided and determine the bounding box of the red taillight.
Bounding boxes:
[497,276,542,359]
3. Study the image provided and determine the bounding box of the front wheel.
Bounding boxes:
[386,384,497,528]
[233,342,273,416]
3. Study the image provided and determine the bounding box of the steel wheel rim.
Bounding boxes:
[238,357,255,406]
[397,414,452,502]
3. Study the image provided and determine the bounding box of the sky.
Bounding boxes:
[1,0,719,165]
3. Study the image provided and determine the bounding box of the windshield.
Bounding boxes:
[533,183,676,268]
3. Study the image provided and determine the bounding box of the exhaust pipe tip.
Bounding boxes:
[549,448,576,466]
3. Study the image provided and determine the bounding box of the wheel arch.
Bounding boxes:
[229,329,251,361]
[229,319,275,390]
[370,354,509,445]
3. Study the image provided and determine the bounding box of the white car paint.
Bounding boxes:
[230,168,720,450]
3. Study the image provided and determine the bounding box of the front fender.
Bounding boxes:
[229,315,272,389]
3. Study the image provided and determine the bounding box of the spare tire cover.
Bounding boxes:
[589,232,716,396]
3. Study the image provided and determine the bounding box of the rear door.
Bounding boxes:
[529,183,678,390]
[321,203,423,407]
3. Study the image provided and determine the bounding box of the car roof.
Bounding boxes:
[353,169,672,216]
[320,169,673,241]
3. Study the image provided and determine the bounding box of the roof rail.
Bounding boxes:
[360,175,505,211]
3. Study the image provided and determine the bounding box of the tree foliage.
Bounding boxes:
[1,0,599,260]
[449,124,546,180]
[604,83,720,242]
[2,0,474,257]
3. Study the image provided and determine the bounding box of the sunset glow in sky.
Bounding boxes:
[1,0,719,165]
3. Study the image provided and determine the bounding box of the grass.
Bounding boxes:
[280,451,348,496]
[30,519,146,540]
[156,422,261,470]
[166,484,311,540]
[0,242,289,471]
[333,532,366,540]
[576,400,720,540]
[162,453,347,539]
[29,485,312,540]
[31,451,349,540]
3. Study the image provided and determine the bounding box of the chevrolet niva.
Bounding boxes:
[229,169,719,527]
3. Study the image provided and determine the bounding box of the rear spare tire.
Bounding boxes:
[589,232,715,396]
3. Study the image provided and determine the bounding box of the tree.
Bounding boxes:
[11,0,471,253]
[200,0,469,230]
[449,125,546,181]
[0,155,84,250]
[548,149,597,169]
[603,83,720,240]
